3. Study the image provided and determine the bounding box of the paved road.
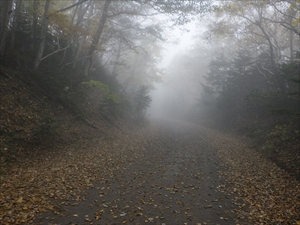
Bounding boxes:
[35,121,237,225]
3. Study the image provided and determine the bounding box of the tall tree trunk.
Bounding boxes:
[111,39,122,76]
[72,0,92,69]
[33,0,51,70]
[0,0,13,59]
[289,28,294,61]
[32,0,39,52]
[287,7,296,61]
[84,0,112,76]
[10,0,23,51]
[123,56,138,91]
[258,22,285,94]
[254,6,285,95]
[59,0,80,66]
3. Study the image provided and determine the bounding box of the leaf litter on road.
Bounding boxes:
[201,127,300,225]
[1,120,299,225]
[0,126,150,225]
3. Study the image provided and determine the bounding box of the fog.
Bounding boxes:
[148,21,212,122]
[149,54,200,121]
[0,0,297,129]
[147,1,299,129]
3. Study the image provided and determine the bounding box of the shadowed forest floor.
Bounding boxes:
[1,120,299,225]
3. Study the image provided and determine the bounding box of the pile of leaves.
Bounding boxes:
[200,128,300,224]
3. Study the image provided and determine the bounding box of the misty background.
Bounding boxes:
[1,0,299,154]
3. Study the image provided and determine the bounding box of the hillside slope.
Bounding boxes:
[0,67,118,170]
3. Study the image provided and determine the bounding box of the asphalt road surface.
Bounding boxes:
[35,120,238,225]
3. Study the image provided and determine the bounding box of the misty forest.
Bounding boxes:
[0,0,299,224]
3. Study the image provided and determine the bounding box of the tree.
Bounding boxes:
[9,0,23,51]
[208,1,300,95]
[84,0,112,76]
[0,0,13,58]
[81,0,211,76]
[203,54,231,93]
[133,85,152,123]
[31,0,39,52]
[33,0,51,69]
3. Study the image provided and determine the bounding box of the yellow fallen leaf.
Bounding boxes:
[95,216,101,220]
[17,197,23,203]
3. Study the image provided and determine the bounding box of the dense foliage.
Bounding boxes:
[199,50,300,129]
[190,1,300,178]
[1,0,183,125]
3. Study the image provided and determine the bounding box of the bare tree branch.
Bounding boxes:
[262,16,300,36]
[107,10,158,18]
[59,54,92,74]
[57,0,88,13]
[257,65,275,86]
[40,45,70,61]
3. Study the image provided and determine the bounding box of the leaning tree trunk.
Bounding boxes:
[84,0,112,76]
[33,0,51,70]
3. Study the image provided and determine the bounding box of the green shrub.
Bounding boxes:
[82,80,119,104]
